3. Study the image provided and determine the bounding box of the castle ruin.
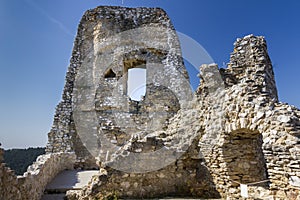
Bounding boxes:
[1,6,300,200]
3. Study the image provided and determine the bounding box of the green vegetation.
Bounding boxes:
[4,147,45,175]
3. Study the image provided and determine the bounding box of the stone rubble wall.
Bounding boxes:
[0,148,76,200]
[66,132,220,199]
[196,35,300,199]
[65,87,220,199]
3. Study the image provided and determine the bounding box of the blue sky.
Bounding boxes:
[0,0,299,149]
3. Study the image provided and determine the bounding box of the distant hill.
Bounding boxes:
[4,147,46,175]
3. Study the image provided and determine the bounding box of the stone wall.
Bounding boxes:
[67,137,220,199]
[0,148,76,200]
[196,35,300,199]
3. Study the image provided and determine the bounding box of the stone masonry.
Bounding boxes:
[46,6,192,171]
[0,145,76,200]
[195,35,300,199]
[47,6,300,199]
[0,6,299,200]
[65,31,300,199]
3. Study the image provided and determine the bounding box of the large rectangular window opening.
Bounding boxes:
[127,68,146,101]
[123,59,146,101]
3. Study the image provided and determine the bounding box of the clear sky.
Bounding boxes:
[0,0,299,149]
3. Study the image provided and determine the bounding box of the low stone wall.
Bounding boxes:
[0,149,76,200]
[66,138,220,199]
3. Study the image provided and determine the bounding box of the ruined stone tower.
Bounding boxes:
[46,6,192,169]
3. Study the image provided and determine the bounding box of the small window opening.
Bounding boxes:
[104,69,116,78]
[127,68,146,101]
